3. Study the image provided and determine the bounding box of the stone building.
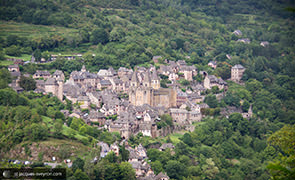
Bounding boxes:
[33,70,51,79]
[231,64,245,82]
[44,77,63,101]
[8,65,20,72]
[69,65,100,89]
[204,75,227,90]
[129,71,176,108]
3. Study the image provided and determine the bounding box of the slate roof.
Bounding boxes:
[130,161,142,169]
[208,61,217,65]
[63,81,82,98]
[237,38,250,43]
[233,30,242,36]
[151,70,159,81]
[232,64,245,69]
[77,96,89,101]
[53,70,63,76]
[8,64,19,68]
[108,67,117,75]
[152,56,162,60]
[45,78,57,85]
[131,71,139,83]
[35,80,45,86]
[177,60,187,66]
[207,75,227,85]
[155,172,169,180]
[139,123,151,130]
[159,143,175,150]
[100,80,111,85]
[35,70,51,76]
[89,110,105,119]
[143,71,151,83]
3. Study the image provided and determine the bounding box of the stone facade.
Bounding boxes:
[129,71,176,108]
[44,73,64,101]
[231,64,245,82]
[204,75,227,90]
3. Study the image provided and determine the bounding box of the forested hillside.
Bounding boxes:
[0,0,295,179]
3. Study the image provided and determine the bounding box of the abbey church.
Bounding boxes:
[129,70,177,108]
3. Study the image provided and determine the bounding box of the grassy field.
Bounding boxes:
[0,60,14,66]
[5,54,32,61]
[167,131,185,144]
[41,116,89,142]
[0,20,79,38]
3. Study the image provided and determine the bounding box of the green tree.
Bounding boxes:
[72,157,85,173]
[72,169,89,180]
[180,79,190,86]
[267,124,295,180]
[182,133,194,147]
[151,160,163,175]
[160,114,173,126]
[25,123,48,141]
[105,151,118,163]
[0,51,5,60]
[224,92,240,107]
[105,163,122,180]
[5,45,21,56]
[147,148,162,162]
[211,86,220,94]
[202,158,220,179]
[54,119,63,138]
[242,100,250,112]
[245,79,263,95]
[19,75,36,91]
[204,94,218,108]
[58,145,71,160]
[90,28,109,45]
[0,68,12,89]
[120,143,129,162]
[165,160,186,179]
[109,27,125,42]
[33,49,42,62]
[120,162,136,180]
[12,129,24,144]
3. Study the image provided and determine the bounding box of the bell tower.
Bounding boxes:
[151,70,160,89]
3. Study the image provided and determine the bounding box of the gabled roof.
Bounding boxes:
[232,64,245,69]
[233,30,242,36]
[53,70,63,76]
[100,80,111,85]
[89,110,105,119]
[131,71,138,83]
[208,61,217,65]
[143,71,151,83]
[155,172,169,180]
[8,64,19,68]
[159,143,175,150]
[151,70,159,81]
[207,75,227,85]
[77,96,89,101]
[45,78,57,85]
[153,56,162,60]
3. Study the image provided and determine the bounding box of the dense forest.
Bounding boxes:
[0,0,295,179]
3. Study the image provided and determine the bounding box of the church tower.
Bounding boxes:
[81,65,86,72]
[151,70,160,89]
[143,71,151,87]
[57,78,64,101]
[130,71,139,87]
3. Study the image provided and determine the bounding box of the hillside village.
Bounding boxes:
[7,56,249,141]
[5,56,251,179]
[1,0,294,179]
